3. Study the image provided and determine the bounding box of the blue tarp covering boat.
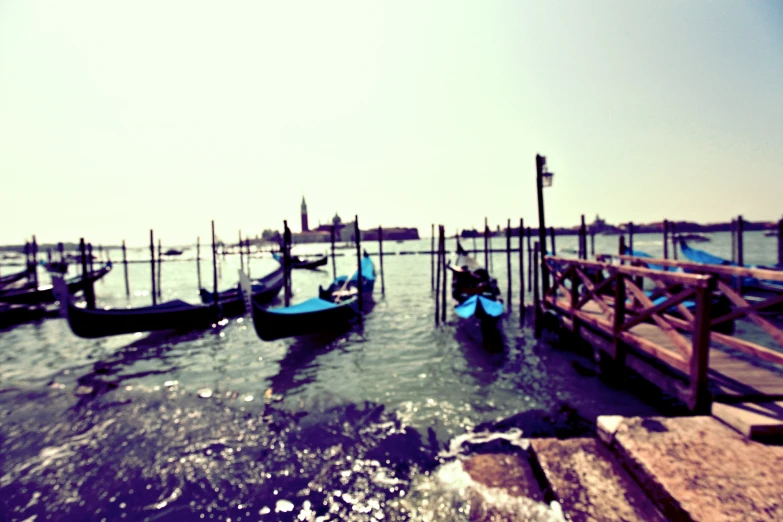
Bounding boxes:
[319,254,375,302]
[454,295,504,320]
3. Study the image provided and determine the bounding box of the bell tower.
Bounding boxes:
[301,196,309,232]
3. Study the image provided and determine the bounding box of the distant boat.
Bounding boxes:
[0,263,112,305]
[164,249,184,256]
[272,252,328,270]
[765,231,778,237]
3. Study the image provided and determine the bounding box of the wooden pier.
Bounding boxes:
[538,254,783,416]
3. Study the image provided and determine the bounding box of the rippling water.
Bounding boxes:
[1,232,778,520]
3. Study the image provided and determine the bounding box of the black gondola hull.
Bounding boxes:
[251,299,359,341]
[0,265,112,305]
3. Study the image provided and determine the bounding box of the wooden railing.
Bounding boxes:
[597,254,783,368]
[541,255,717,411]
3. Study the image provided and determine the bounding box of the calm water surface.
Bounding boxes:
[0,231,778,520]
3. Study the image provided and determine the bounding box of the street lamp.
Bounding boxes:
[536,154,554,295]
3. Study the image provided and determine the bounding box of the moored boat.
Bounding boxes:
[0,263,112,305]
[448,242,504,330]
[199,263,284,317]
[52,276,220,339]
[272,252,328,270]
[318,254,375,302]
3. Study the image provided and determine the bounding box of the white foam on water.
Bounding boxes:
[439,427,530,459]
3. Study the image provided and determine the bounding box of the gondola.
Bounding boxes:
[0,263,112,305]
[318,253,375,302]
[448,242,504,328]
[679,239,783,295]
[52,277,221,339]
[0,268,29,289]
[45,260,69,274]
[199,263,284,316]
[272,252,328,270]
[239,271,359,341]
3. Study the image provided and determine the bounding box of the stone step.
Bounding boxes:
[598,415,783,521]
[712,401,783,441]
[530,437,665,522]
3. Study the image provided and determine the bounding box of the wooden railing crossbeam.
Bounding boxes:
[717,281,783,349]
[576,272,617,310]
[574,267,614,319]
[711,292,783,327]
[620,287,696,333]
[624,278,693,357]
[605,254,783,283]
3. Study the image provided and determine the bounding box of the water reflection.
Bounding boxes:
[454,319,509,387]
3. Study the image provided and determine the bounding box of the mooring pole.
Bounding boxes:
[549,227,556,257]
[441,226,447,323]
[86,242,96,309]
[663,219,669,259]
[580,215,587,260]
[239,231,244,274]
[355,217,363,316]
[519,218,524,321]
[246,238,251,278]
[527,227,532,288]
[122,240,130,297]
[533,242,541,337]
[731,219,737,264]
[506,219,512,313]
[157,239,162,299]
[283,220,291,307]
[435,226,442,326]
[736,215,744,267]
[330,225,337,280]
[31,236,39,287]
[483,217,489,269]
[431,223,435,291]
[211,221,218,306]
[628,222,634,254]
[149,230,157,306]
[378,226,385,295]
[778,218,783,267]
[671,222,678,260]
[196,237,202,290]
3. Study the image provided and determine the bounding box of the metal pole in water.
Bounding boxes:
[483,217,489,269]
[519,218,525,321]
[663,219,669,259]
[331,225,336,281]
[441,225,447,323]
[157,239,162,299]
[196,237,202,291]
[435,225,441,326]
[86,242,96,309]
[506,219,512,313]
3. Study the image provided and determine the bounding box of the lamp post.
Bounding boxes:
[536,154,554,294]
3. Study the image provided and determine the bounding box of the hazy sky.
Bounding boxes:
[1,1,781,245]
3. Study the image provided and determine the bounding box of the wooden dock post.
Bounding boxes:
[778,218,783,267]
[79,238,95,309]
[580,215,587,259]
[211,222,218,306]
[122,240,130,297]
[506,219,512,312]
[671,222,678,260]
[86,241,96,309]
[355,217,363,315]
[46,248,52,264]
[157,239,162,299]
[628,222,634,254]
[663,219,669,259]
[689,278,715,413]
[549,227,556,257]
[533,242,541,337]
[440,225,447,323]
[484,217,489,269]
[431,224,435,291]
[611,273,627,377]
[618,236,626,262]
[472,235,477,254]
[378,226,385,295]
[435,225,442,325]
[149,230,157,306]
[330,225,337,280]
